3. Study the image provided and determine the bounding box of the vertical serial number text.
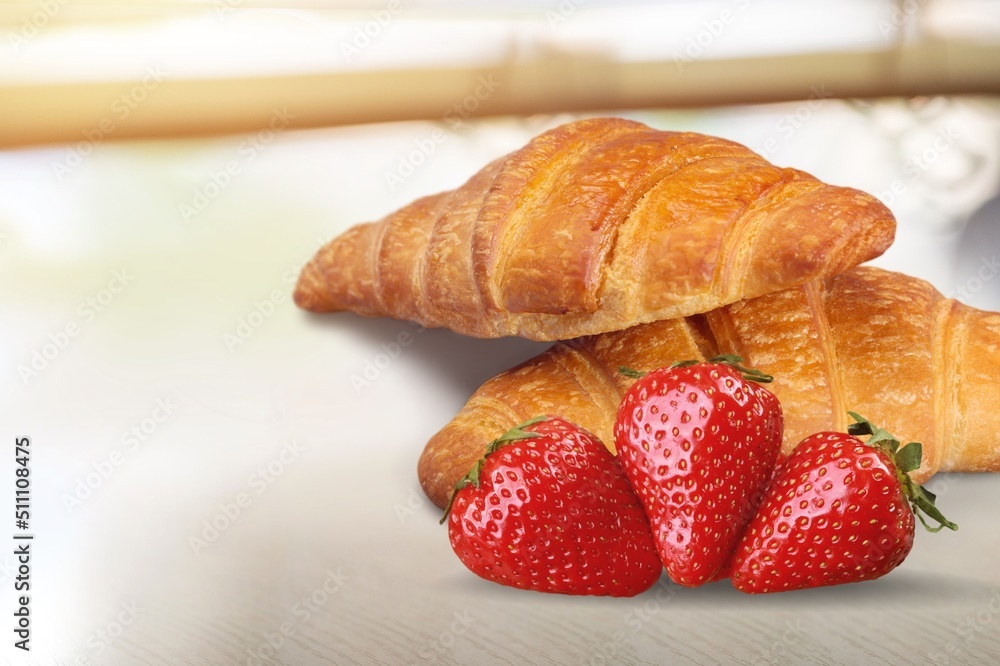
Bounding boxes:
[14,436,32,651]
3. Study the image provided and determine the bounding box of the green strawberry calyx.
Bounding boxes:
[439,416,547,525]
[846,411,958,533]
[618,366,646,379]
[619,354,773,384]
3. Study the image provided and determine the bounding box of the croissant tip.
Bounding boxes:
[293,285,334,312]
[292,283,315,310]
[293,261,335,312]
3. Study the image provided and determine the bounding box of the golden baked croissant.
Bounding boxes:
[295,117,895,341]
[418,267,1000,507]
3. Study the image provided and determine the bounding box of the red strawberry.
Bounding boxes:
[444,416,662,596]
[613,355,783,587]
[731,413,957,593]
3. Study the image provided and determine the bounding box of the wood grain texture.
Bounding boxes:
[294,118,895,340]
[64,463,1000,666]
[418,267,1000,508]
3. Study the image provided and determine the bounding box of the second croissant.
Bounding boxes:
[418,267,1000,508]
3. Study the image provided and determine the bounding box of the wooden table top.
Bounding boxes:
[3,103,999,665]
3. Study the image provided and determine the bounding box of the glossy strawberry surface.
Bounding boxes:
[732,431,915,593]
[613,362,782,587]
[447,417,662,596]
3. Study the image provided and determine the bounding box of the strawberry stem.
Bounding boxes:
[847,412,958,533]
[673,354,774,384]
[439,416,547,525]
[622,356,773,384]
[708,354,774,384]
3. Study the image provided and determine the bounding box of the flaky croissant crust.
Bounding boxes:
[418,267,1000,508]
[296,118,895,341]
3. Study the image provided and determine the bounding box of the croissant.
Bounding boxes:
[418,267,1000,507]
[295,117,895,341]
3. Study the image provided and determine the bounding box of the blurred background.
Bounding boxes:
[2,1,1000,665]
[3,0,1000,143]
[3,0,1000,297]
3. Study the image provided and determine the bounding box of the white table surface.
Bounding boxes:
[2,99,1000,665]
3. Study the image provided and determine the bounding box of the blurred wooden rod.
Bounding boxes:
[2,41,999,148]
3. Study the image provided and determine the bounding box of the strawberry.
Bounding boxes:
[443,416,662,596]
[731,412,957,593]
[613,355,783,587]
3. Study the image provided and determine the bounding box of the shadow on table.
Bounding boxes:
[299,309,551,399]
[955,192,1000,312]
[637,567,988,610]
[442,566,988,613]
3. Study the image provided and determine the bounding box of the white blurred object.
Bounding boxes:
[955,193,1000,310]
[852,96,1000,234]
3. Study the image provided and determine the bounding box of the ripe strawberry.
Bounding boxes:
[443,416,662,596]
[614,355,783,587]
[731,413,957,593]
